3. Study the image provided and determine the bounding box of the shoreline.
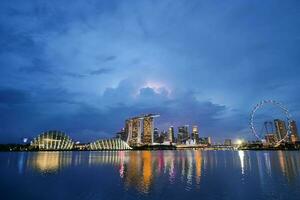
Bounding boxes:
[1,143,300,152]
[1,148,300,152]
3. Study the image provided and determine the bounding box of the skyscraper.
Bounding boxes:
[161,130,168,142]
[265,134,277,145]
[116,128,127,141]
[184,125,189,141]
[168,126,175,143]
[199,137,212,146]
[274,119,287,141]
[126,118,142,147]
[177,126,184,144]
[142,114,159,145]
[224,139,232,146]
[143,116,154,145]
[125,119,133,143]
[178,125,189,144]
[191,125,199,143]
[290,120,299,143]
[153,128,159,143]
[126,114,159,146]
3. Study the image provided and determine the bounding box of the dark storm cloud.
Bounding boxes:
[19,59,53,75]
[103,56,116,62]
[90,67,113,75]
[0,0,299,143]
[62,72,86,78]
[19,65,52,74]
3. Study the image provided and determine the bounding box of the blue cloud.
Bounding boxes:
[0,0,299,143]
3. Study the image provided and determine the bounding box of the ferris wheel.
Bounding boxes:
[249,100,292,147]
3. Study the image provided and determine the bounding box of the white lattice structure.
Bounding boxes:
[31,130,74,150]
[90,138,132,150]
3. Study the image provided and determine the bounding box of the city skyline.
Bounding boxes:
[1,1,300,200]
[19,113,299,148]
[1,1,300,143]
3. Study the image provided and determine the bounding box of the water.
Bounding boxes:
[0,150,300,200]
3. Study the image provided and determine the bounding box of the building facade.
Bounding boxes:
[90,138,132,150]
[274,119,287,141]
[290,120,299,143]
[199,137,212,146]
[125,114,159,147]
[191,125,199,143]
[224,139,232,146]
[143,116,154,145]
[126,118,143,147]
[265,134,278,145]
[177,125,189,144]
[168,126,175,143]
[30,130,74,150]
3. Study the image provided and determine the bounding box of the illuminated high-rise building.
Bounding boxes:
[183,125,190,141]
[224,139,232,146]
[199,137,212,146]
[177,126,184,144]
[274,119,287,141]
[126,117,142,147]
[153,128,159,143]
[290,120,299,143]
[178,125,189,144]
[116,128,127,141]
[191,125,199,143]
[126,114,159,146]
[125,119,132,142]
[142,114,160,145]
[143,117,154,144]
[265,134,277,145]
[168,126,175,143]
[207,137,212,145]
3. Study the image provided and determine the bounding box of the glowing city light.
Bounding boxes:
[236,139,243,145]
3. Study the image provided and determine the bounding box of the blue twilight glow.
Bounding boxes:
[0,0,300,142]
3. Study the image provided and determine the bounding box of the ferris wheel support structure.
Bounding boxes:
[249,100,292,147]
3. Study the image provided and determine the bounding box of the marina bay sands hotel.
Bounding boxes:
[125,114,160,147]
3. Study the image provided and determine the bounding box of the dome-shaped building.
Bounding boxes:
[90,138,132,150]
[30,130,74,150]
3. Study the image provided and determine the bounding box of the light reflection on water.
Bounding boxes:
[238,150,245,175]
[1,150,300,200]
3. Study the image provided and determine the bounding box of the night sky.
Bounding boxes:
[1,0,300,143]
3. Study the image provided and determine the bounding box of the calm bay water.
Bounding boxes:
[0,150,300,200]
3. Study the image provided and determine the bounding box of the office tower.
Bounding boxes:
[199,137,212,146]
[290,120,299,143]
[161,130,168,142]
[274,119,287,141]
[157,131,165,143]
[153,128,159,143]
[265,134,277,145]
[191,125,199,143]
[207,137,212,145]
[116,128,127,141]
[264,121,274,134]
[177,132,183,144]
[168,126,175,143]
[178,125,189,144]
[184,125,190,141]
[224,139,232,146]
